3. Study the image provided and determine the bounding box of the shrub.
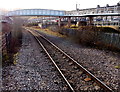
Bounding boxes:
[74,26,99,46]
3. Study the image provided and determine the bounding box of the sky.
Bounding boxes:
[0,0,120,11]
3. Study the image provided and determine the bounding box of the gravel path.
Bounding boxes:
[2,29,68,91]
[35,29,120,91]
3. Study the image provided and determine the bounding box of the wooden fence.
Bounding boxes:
[1,32,12,52]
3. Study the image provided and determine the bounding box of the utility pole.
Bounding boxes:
[76,3,80,11]
[76,3,78,10]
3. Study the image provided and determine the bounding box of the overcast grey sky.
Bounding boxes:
[0,0,120,10]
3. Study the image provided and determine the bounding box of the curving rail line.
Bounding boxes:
[26,28,113,92]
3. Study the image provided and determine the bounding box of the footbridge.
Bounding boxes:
[6,9,65,17]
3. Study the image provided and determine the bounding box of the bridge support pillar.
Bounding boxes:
[67,17,71,27]
[58,16,61,27]
[88,17,93,25]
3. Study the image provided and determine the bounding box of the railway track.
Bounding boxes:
[27,28,113,92]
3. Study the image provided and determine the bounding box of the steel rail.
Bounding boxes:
[38,32,113,92]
